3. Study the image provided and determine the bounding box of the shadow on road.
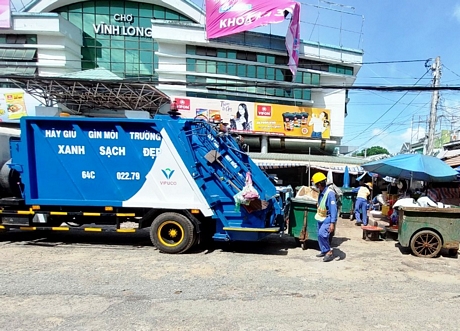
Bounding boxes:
[1,230,352,257]
[0,229,153,249]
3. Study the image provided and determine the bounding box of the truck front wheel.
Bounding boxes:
[150,212,195,254]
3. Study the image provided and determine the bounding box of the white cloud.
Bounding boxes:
[454,4,460,23]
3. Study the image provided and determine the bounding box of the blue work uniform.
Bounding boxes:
[317,187,338,254]
[352,187,369,225]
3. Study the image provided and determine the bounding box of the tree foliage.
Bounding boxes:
[356,146,390,157]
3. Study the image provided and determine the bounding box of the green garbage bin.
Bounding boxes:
[288,198,335,249]
[340,188,356,219]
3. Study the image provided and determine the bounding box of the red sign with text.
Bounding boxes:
[257,105,272,117]
[175,98,190,111]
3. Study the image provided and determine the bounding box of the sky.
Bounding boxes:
[190,0,460,154]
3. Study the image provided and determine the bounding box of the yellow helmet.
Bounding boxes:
[312,172,327,185]
[365,182,373,189]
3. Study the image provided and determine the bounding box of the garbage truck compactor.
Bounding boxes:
[0,115,285,253]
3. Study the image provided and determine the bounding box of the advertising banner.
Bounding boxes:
[0,89,42,123]
[0,0,10,29]
[173,96,330,139]
[205,0,301,79]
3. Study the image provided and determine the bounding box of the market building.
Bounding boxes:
[0,0,365,188]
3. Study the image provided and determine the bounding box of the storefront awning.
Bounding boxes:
[253,159,364,174]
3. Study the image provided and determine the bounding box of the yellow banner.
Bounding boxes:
[254,104,331,139]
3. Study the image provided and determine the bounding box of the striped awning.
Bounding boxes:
[253,159,364,174]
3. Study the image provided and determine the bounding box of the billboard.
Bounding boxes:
[205,0,301,79]
[174,96,331,139]
[0,0,10,29]
[0,89,43,123]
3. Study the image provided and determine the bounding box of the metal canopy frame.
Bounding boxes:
[2,75,171,116]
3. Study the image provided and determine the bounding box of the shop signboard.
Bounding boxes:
[0,89,42,123]
[173,96,331,139]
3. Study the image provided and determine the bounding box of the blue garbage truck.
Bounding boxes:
[0,113,285,253]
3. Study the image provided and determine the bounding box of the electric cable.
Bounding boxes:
[342,68,431,145]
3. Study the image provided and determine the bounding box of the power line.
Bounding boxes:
[342,68,430,145]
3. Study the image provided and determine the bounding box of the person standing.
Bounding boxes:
[353,182,372,226]
[311,172,337,262]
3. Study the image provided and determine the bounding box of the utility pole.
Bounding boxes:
[426,56,441,155]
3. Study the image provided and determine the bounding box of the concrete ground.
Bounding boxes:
[0,215,459,331]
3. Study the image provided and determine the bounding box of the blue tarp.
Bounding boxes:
[362,154,458,182]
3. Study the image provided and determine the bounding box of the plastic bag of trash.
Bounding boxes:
[241,172,259,200]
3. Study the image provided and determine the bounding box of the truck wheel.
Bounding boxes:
[150,212,195,254]
[410,230,442,258]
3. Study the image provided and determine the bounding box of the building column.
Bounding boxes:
[261,136,268,154]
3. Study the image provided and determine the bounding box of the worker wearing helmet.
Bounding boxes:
[354,182,373,226]
[311,172,337,262]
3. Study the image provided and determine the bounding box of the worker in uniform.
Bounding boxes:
[311,172,337,262]
[353,182,372,226]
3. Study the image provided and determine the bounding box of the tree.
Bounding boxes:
[356,146,389,157]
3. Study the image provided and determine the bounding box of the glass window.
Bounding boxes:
[266,88,275,96]
[275,69,284,81]
[217,62,226,74]
[256,87,265,95]
[336,66,345,74]
[294,89,302,99]
[26,35,37,44]
[227,50,237,59]
[302,89,311,100]
[345,67,353,75]
[139,17,151,27]
[237,64,246,77]
[186,75,196,82]
[329,65,337,73]
[186,58,196,71]
[246,52,256,62]
[153,6,165,19]
[217,49,227,58]
[69,12,82,28]
[186,45,196,55]
[196,60,206,73]
[275,88,284,97]
[165,8,179,20]
[266,55,275,64]
[196,46,207,56]
[68,3,82,12]
[295,72,302,83]
[140,50,153,63]
[83,1,95,14]
[257,66,265,79]
[125,40,138,49]
[247,65,256,78]
[125,1,139,17]
[139,3,153,17]
[206,48,217,57]
[257,54,266,63]
[247,86,256,94]
[227,63,237,75]
[207,61,217,74]
[266,67,275,80]
[95,1,110,14]
[312,74,320,85]
[140,41,153,50]
[110,1,124,15]
[302,72,311,84]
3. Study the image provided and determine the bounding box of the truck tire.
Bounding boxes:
[410,230,442,258]
[150,212,195,254]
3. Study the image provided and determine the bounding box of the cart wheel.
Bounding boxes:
[301,241,307,250]
[410,230,442,258]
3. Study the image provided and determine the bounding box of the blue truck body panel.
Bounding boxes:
[8,115,284,242]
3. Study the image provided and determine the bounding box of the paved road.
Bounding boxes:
[1,218,459,331]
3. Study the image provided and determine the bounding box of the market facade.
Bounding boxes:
[0,0,365,187]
